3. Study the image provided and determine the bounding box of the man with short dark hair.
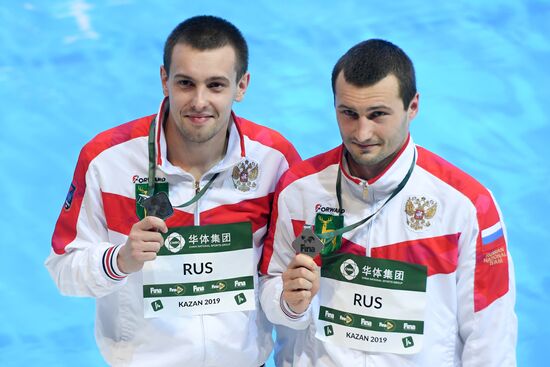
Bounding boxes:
[46,16,300,366]
[260,39,517,366]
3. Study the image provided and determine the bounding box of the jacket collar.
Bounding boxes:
[339,134,416,202]
[153,98,247,177]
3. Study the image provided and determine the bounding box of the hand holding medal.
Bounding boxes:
[118,216,168,274]
[117,192,173,274]
[281,225,322,314]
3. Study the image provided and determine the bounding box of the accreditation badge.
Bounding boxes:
[142,221,255,318]
[315,253,427,354]
[315,213,344,254]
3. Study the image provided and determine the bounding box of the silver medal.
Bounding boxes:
[291,225,324,257]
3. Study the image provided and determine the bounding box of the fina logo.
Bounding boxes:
[340,259,359,280]
[315,203,345,214]
[164,233,185,253]
[132,175,167,184]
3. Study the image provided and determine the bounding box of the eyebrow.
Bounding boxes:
[173,74,231,84]
[337,104,393,112]
[206,76,231,84]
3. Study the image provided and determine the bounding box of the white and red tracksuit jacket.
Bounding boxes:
[260,136,517,366]
[45,100,300,367]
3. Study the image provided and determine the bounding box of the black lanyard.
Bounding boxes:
[147,117,219,208]
[317,150,416,241]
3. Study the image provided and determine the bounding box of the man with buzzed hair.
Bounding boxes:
[260,39,516,366]
[46,16,299,366]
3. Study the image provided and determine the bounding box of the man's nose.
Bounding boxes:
[355,116,375,141]
[191,87,208,110]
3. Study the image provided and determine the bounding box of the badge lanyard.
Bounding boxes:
[316,151,416,249]
[146,117,219,209]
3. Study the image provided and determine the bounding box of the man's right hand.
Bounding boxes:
[282,253,320,315]
[117,216,168,274]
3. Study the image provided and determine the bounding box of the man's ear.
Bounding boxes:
[407,92,420,121]
[235,72,250,102]
[160,66,169,97]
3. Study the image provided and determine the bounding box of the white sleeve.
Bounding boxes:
[45,149,128,298]
[260,185,313,330]
[458,193,517,366]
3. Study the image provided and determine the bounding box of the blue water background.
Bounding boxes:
[1,0,549,365]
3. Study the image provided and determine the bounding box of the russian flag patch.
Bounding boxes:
[475,219,509,311]
[481,221,504,247]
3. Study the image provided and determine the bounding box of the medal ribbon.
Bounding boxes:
[147,117,219,208]
[317,151,416,253]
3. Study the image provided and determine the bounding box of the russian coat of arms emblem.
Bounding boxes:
[404,196,438,231]
[232,158,259,192]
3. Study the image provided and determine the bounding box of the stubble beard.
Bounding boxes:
[346,142,392,179]
[175,113,225,144]
[350,149,384,169]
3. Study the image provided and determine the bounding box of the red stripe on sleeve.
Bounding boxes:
[474,236,509,311]
[417,146,510,310]
[51,116,153,254]
[52,182,84,254]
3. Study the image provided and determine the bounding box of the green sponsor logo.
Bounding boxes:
[151,300,164,312]
[402,336,414,348]
[315,213,344,255]
[234,293,247,305]
[324,325,334,336]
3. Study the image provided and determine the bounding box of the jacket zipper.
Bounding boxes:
[195,180,200,194]
[194,180,200,226]
[362,180,369,200]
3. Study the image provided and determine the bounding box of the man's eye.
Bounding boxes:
[342,110,358,119]
[177,80,192,87]
[368,111,387,119]
[208,82,226,90]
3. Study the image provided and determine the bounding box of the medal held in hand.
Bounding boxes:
[138,192,174,220]
[292,225,324,257]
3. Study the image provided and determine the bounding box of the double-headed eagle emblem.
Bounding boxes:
[232,159,259,192]
[405,196,437,231]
